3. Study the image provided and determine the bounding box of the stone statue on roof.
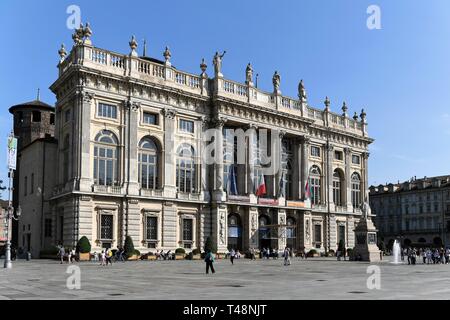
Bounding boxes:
[213,51,226,77]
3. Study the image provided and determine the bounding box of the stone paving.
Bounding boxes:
[0,256,450,300]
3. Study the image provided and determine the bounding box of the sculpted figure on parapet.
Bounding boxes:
[213,51,226,76]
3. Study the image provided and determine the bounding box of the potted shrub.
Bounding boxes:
[175,248,186,260]
[146,252,156,260]
[124,236,139,260]
[307,249,318,257]
[192,248,201,260]
[76,236,91,261]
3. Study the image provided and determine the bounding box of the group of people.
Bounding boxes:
[57,245,76,264]
[401,247,450,265]
[155,250,175,260]
[261,247,281,259]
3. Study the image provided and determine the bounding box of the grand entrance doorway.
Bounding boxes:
[227,213,242,251]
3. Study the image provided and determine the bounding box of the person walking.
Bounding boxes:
[230,249,235,265]
[283,247,291,266]
[100,250,106,266]
[105,248,113,265]
[58,245,65,264]
[204,250,215,274]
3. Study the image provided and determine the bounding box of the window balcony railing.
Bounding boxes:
[177,192,201,201]
[139,188,163,197]
[92,184,123,194]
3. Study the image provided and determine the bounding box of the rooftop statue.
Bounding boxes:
[245,63,253,84]
[272,71,280,93]
[298,79,307,102]
[213,51,226,77]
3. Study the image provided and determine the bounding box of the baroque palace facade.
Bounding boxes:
[13,25,373,257]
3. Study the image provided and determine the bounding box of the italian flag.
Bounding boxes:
[255,174,266,197]
[305,177,311,200]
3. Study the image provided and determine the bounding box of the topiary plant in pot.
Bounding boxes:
[76,236,91,261]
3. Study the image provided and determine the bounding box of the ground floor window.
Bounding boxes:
[338,225,345,244]
[100,214,113,241]
[182,218,193,249]
[314,224,322,248]
[146,216,157,241]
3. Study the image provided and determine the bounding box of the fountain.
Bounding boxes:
[391,239,403,264]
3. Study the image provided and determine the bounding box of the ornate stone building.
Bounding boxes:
[370,175,450,249]
[16,25,373,256]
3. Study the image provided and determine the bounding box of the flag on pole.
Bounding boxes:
[255,173,266,197]
[227,165,238,195]
[304,177,311,200]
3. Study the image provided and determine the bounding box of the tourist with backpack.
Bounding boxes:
[204,250,215,274]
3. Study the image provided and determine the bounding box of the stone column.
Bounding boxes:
[126,199,141,249]
[277,209,287,250]
[162,201,177,249]
[344,147,353,208]
[275,130,285,204]
[243,206,259,250]
[198,205,210,251]
[362,152,370,197]
[247,124,257,203]
[126,102,140,195]
[77,91,94,192]
[212,204,228,253]
[326,143,334,206]
[77,195,93,244]
[329,214,337,250]
[347,215,355,247]
[213,117,226,202]
[300,136,310,200]
[293,139,301,200]
[302,211,312,250]
[162,109,177,198]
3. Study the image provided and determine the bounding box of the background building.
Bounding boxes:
[14,26,373,257]
[370,175,450,249]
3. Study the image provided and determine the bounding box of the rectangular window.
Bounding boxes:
[32,111,41,122]
[50,113,55,125]
[182,218,193,241]
[179,119,194,133]
[338,225,345,244]
[100,214,113,240]
[64,109,71,123]
[146,216,157,241]
[334,151,343,160]
[44,219,52,237]
[97,103,117,119]
[143,112,158,125]
[314,224,321,243]
[352,155,360,164]
[30,173,34,194]
[311,146,320,157]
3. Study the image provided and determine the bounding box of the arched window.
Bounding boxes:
[310,166,321,205]
[176,144,196,193]
[138,137,159,190]
[351,173,361,208]
[63,135,70,183]
[94,130,119,186]
[333,169,343,206]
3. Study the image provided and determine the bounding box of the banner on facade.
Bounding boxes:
[7,135,17,170]
[286,201,305,208]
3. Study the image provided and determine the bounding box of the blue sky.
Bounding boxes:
[0,0,449,199]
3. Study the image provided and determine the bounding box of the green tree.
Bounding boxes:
[76,236,91,253]
[204,236,217,253]
[124,235,135,256]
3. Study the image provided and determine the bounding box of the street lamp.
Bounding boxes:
[3,205,21,269]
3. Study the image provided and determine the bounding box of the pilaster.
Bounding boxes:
[162,108,177,198]
[162,201,177,248]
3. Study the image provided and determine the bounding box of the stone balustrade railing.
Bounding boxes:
[59,44,367,137]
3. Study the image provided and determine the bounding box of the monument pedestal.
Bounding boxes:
[353,217,381,262]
